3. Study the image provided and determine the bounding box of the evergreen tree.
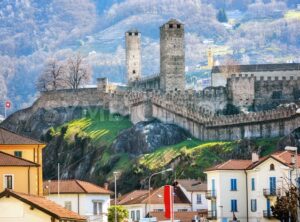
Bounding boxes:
[217,9,228,23]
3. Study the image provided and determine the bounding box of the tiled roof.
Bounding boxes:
[212,63,300,73]
[43,180,113,195]
[0,151,39,167]
[0,127,45,145]
[205,150,300,172]
[149,210,207,222]
[118,186,190,205]
[0,189,86,221]
[176,179,207,192]
[205,159,253,171]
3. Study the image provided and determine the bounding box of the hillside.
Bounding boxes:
[1,0,300,114]
[1,105,289,193]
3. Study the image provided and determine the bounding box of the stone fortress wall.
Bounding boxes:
[28,19,300,141]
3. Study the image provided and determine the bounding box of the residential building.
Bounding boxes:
[0,127,46,195]
[176,179,208,211]
[0,189,86,222]
[44,180,113,222]
[117,185,194,222]
[204,151,300,222]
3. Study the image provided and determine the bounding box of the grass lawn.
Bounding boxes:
[57,109,132,146]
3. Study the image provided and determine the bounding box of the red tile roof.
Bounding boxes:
[0,151,39,167]
[176,179,207,192]
[205,150,300,171]
[0,189,86,221]
[0,127,45,145]
[118,186,190,205]
[149,210,207,222]
[43,180,113,195]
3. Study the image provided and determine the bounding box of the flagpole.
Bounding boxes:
[4,104,6,119]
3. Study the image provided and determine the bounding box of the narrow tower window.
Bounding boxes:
[169,24,173,28]
[177,24,181,29]
[133,70,136,74]
[129,32,132,36]
[135,32,138,36]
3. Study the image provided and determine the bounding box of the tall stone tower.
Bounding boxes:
[126,30,141,83]
[160,19,185,91]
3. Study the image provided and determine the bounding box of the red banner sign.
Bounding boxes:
[164,185,173,219]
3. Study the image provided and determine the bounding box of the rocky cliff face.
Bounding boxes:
[112,120,189,155]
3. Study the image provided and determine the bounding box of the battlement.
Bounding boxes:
[228,73,300,82]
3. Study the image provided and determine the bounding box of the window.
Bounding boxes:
[134,32,138,36]
[93,201,103,215]
[177,24,181,29]
[178,209,188,212]
[131,211,135,220]
[153,209,163,212]
[230,179,237,191]
[14,151,22,158]
[129,32,132,36]
[196,194,202,204]
[64,201,72,211]
[136,210,140,220]
[251,199,257,212]
[169,24,173,28]
[270,164,275,171]
[133,70,136,74]
[4,175,13,189]
[231,199,237,212]
[251,178,255,191]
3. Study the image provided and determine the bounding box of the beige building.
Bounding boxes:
[205,150,300,222]
[0,187,86,222]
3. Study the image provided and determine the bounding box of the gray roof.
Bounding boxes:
[212,63,300,73]
[177,179,207,192]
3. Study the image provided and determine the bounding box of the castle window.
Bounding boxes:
[128,32,132,36]
[133,70,136,74]
[177,24,181,29]
[135,32,138,36]
[169,24,173,28]
[270,164,275,171]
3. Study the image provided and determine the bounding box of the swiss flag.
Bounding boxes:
[5,101,11,109]
[164,185,174,219]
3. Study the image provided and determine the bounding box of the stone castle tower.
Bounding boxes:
[160,19,185,91]
[126,30,141,83]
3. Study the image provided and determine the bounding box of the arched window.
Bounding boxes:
[270,164,275,171]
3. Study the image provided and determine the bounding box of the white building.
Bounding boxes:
[204,151,300,222]
[176,179,208,211]
[44,180,113,222]
[118,186,206,222]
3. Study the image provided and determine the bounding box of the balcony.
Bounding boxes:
[207,210,217,220]
[263,189,280,197]
[263,210,274,219]
[205,190,216,200]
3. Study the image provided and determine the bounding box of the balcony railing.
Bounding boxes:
[205,190,217,200]
[207,210,217,220]
[263,210,274,218]
[263,189,280,197]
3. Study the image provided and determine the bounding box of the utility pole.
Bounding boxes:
[113,171,119,222]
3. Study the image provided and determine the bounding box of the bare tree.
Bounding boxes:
[64,53,91,89]
[36,59,65,91]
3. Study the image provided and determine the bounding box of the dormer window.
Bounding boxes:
[270,164,275,171]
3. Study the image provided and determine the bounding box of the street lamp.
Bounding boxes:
[285,146,299,222]
[147,168,173,219]
[113,171,119,222]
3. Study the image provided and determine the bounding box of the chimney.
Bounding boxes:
[104,182,109,190]
[291,154,296,165]
[252,152,259,163]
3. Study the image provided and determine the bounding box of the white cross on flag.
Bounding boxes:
[5,101,11,109]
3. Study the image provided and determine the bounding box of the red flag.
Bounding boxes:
[5,101,11,109]
[164,185,173,219]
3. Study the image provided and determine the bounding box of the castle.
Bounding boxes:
[30,19,300,141]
